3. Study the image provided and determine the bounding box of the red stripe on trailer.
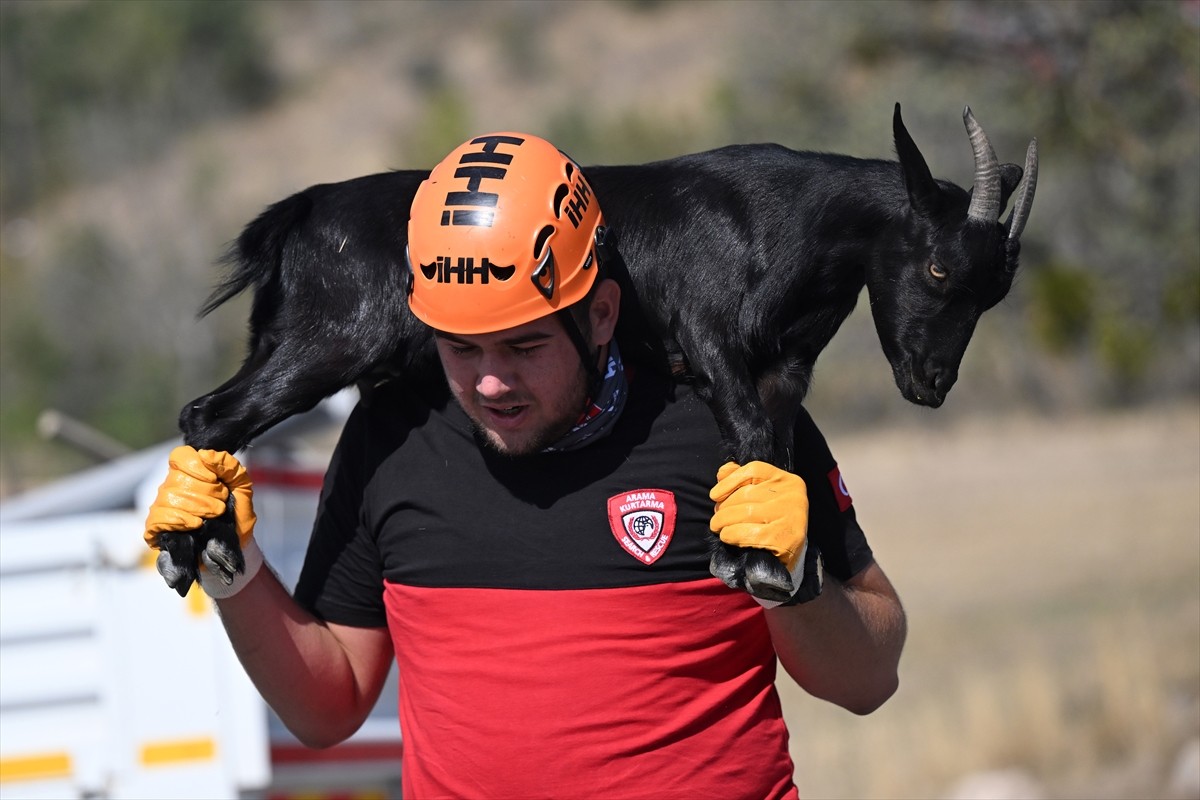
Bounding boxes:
[250,465,326,491]
[267,792,387,800]
[269,741,403,765]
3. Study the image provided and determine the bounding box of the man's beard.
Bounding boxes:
[466,415,576,457]
[461,367,589,457]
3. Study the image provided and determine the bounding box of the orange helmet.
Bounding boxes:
[406,132,605,334]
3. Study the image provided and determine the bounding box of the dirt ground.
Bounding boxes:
[777,400,1200,799]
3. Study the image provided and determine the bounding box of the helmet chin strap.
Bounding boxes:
[556,308,604,400]
[558,230,618,402]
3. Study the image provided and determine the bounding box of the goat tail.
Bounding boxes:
[199,191,315,317]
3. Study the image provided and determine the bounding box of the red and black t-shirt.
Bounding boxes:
[294,372,872,799]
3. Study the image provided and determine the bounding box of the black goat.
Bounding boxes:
[158,104,1037,601]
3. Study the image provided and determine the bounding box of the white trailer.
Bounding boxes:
[0,397,403,799]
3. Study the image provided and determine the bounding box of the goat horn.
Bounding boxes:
[1004,138,1039,241]
[963,106,1001,223]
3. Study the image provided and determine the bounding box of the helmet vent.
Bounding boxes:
[534,225,555,259]
[553,184,570,218]
[531,247,556,300]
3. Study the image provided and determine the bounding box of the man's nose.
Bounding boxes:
[475,356,513,398]
[476,374,510,398]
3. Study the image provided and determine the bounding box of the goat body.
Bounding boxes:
[162,105,1037,599]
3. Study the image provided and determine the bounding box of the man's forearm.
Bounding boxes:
[765,561,906,714]
[214,567,393,747]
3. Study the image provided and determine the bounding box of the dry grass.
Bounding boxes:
[777,401,1200,798]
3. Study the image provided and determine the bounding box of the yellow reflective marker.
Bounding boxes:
[0,751,72,782]
[187,580,209,616]
[139,737,216,766]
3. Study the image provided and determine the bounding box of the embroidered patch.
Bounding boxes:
[607,489,677,565]
[828,466,853,512]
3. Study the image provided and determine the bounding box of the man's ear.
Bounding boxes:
[588,278,621,347]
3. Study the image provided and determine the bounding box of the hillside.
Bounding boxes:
[2,1,1196,489]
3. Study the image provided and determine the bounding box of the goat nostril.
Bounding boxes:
[920,360,948,392]
[933,368,956,395]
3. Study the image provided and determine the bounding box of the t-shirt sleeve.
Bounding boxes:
[791,407,874,582]
[293,404,389,628]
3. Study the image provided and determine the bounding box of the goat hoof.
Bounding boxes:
[200,537,245,586]
[709,541,796,602]
[743,549,795,603]
[154,550,191,595]
[708,541,747,590]
[156,531,200,596]
[153,505,244,594]
[203,501,244,574]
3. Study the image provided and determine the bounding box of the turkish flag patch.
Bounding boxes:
[828,466,853,512]
[607,489,677,565]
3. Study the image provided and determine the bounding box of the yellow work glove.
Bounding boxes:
[710,461,820,608]
[144,446,262,598]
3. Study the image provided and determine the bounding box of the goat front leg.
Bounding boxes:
[738,398,806,604]
[685,351,797,603]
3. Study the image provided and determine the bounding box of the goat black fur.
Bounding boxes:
[159,104,1037,601]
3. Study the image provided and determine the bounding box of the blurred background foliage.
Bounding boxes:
[1,0,276,209]
[0,0,1197,485]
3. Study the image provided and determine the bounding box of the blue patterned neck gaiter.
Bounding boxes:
[542,340,628,453]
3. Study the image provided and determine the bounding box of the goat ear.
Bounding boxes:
[893,103,939,217]
[998,163,1023,212]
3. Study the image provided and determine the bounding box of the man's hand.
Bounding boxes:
[144,446,262,598]
[710,461,821,608]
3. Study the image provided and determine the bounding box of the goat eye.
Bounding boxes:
[929,263,947,281]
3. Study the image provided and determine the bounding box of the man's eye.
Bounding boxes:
[448,345,474,357]
[511,346,541,357]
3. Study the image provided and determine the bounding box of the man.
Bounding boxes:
[145,133,906,799]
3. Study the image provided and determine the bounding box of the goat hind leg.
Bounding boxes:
[166,344,368,594]
[157,361,292,595]
[178,336,278,452]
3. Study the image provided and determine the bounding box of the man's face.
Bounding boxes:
[434,316,591,456]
